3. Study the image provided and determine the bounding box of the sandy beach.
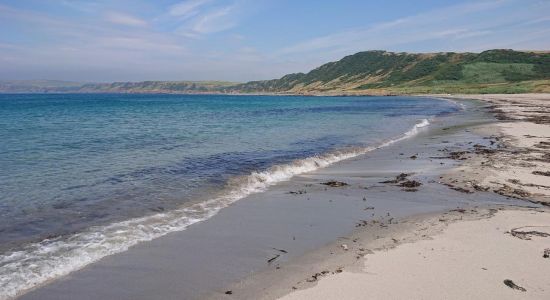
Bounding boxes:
[3,1,549,299]
[440,94,550,205]
[232,94,550,300]
[12,95,549,300]
[278,208,550,300]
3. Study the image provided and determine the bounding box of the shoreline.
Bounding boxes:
[1,98,447,299]
[9,94,550,299]
[229,93,550,300]
[0,91,546,97]
[14,96,535,300]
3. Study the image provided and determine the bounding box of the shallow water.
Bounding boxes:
[0,94,458,298]
[0,94,457,246]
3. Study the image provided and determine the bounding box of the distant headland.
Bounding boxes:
[2,49,549,95]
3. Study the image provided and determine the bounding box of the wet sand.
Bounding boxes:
[17,97,539,300]
[243,94,550,300]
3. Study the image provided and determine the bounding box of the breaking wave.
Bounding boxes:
[0,119,430,299]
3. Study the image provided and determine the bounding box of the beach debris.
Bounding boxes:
[364,206,375,210]
[450,208,467,213]
[539,153,550,162]
[380,173,409,184]
[533,170,550,177]
[272,248,288,253]
[544,248,550,258]
[341,244,349,251]
[450,185,473,194]
[473,183,490,191]
[321,180,348,187]
[448,151,469,160]
[356,220,369,227]
[399,180,422,188]
[503,279,526,292]
[288,190,307,195]
[507,178,550,189]
[410,154,418,159]
[494,185,531,199]
[225,290,233,295]
[508,226,550,240]
[267,254,281,264]
[535,141,550,149]
[474,148,497,155]
[306,271,330,283]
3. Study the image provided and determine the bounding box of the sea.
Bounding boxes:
[0,94,460,298]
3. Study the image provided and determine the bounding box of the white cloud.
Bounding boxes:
[191,6,235,34]
[169,0,212,19]
[279,0,508,55]
[105,11,148,27]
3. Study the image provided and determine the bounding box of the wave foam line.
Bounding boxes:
[0,119,430,299]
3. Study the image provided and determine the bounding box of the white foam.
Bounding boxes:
[0,118,431,299]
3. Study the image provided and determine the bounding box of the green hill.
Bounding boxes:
[230,49,550,94]
[2,50,549,94]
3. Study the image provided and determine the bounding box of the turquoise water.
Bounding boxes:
[0,94,456,246]
[0,94,458,297]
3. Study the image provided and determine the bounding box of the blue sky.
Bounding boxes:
[1,0,549,82]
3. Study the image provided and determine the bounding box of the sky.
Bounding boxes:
[0,0,549,82]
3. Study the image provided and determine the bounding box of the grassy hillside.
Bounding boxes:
[2,50,548,94]
[230,49,550,94]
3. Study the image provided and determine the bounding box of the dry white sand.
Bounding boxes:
[279,209,550,300]
[441,94,550,204]
[277,94,550,300]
